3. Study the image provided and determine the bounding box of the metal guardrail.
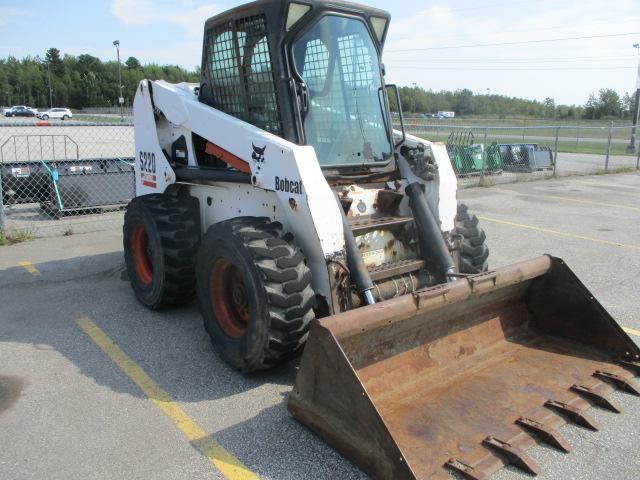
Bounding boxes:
[0,121,135,128]
[1,134,79,163]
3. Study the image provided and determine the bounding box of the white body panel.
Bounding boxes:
[133,80,460,303]
[394,131,458,233]
[133,80,345,299]
[133,82,176,194]
[429,141,458,233]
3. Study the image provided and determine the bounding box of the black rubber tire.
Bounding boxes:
[455,204,489,273]
[123,194,199,309]
[196,217,315,372]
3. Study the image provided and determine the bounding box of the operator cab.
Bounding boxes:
[198,0,395,176]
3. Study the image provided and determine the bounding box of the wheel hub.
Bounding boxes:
[131,224,153,285]
[210,259,250,338]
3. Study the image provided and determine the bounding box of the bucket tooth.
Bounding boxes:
[445,459,489,480]
[617,358,640,376]
[570,384,622,413]
[544,400,600,431]
[481,436,540,476]
[515,417,571,453]
[594,370,640,396]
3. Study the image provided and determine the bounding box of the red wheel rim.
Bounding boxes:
[131,224,153,285]
[210,259,250,338]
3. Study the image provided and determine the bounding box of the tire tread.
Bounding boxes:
[206,217,315,370]
[455,204,489,274]
[124,194,199,309]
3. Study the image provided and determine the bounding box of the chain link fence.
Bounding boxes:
[398,118,640,188]
[0,119,638,239]
[78,107,133,116]
[0,120,134,239]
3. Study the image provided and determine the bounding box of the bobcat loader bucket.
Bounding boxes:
[289,256,640,480]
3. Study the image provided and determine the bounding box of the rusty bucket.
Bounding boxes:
[289,256,640,479]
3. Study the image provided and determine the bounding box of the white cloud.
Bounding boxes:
[382,0,640,104]
[0,7,32,27]
[105,0,640,103]
[111,0,224,35]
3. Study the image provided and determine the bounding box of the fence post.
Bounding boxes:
[0,123,6,235]
[604,120,613,171]
[636,144,639,170]
[0,169,5,236]
[522,119,526,141]
[553,126,559,178]
[480,127,488,184]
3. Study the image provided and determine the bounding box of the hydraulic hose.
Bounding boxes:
[405,182,456,282]
[335,194,376,305]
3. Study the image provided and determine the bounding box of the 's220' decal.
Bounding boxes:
[139,151,157,188]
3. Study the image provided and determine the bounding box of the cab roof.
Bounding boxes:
[203,0,391,46]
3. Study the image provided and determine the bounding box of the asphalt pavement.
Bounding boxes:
[0,172,639,480]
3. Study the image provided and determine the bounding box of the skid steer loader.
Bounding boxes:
[123,1,640,478]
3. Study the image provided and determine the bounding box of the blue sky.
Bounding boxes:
[1,0,639,105]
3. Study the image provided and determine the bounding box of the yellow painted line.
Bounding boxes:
[492,187,640,212]
[623,326,640,337]
[478,216,640,251]
[75,317,258,480]
[19,261,40,276]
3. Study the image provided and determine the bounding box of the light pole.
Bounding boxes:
[46,60,53,108]
[411,82,417,114]
[627,43,640,153]
[113,40,124,120]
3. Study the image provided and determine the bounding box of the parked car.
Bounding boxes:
[36,108,73,120]
[4,106,36,117]
[437,110,456,119]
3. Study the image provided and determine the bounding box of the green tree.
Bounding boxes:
[6,49,628,119]
[584,93,598,119]
[543,97,555,118]
[452,89,473,115]
[595,88,622,118]
[45,48,64,74]
[622,92,636,119]
[125,56,142,70]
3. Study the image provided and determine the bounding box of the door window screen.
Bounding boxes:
[301,39,330,92]
[202,15,282,136]
[293,16,392,166]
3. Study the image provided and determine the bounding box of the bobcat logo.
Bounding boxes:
[252,143,267,171]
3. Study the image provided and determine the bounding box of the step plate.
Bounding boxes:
[349,216,413,235]
[368,260,425,282]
